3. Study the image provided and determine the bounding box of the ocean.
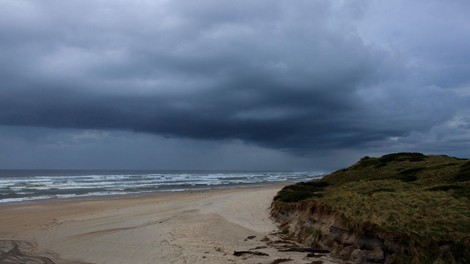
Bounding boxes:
[0,170,324,204]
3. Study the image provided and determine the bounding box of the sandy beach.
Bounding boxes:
[0,185,338,264]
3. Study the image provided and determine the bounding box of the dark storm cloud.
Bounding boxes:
[1,0,469,155]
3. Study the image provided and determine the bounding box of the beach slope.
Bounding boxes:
[0,186,337,264]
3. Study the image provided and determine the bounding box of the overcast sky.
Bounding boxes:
[1,0,470,171]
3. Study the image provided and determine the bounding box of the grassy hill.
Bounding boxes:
[271,153,470,263]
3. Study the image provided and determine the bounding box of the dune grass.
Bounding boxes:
[273,153,470,263]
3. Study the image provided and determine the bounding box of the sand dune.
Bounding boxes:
[0,186,339,264]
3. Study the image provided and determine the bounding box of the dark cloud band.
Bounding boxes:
[0,0,469,156]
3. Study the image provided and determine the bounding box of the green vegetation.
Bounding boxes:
[274,181,328,203]
[454,161,470,182]
[273,153,470,263]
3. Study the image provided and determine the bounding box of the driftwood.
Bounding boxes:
[268,239,297,245]
[270,258,293,264]
[233,250,269,256]
[277,247,329,253]
[261,236,270,242]
[249,246,268,250]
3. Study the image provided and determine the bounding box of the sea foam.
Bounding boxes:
[0,170,324,204]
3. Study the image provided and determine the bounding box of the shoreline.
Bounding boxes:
[0,183,338,264]
[0,181,295,207]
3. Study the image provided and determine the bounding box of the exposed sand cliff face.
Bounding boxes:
[271,153,470,264]
[271,201,402,264]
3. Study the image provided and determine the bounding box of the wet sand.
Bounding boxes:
[0,185,339,264]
